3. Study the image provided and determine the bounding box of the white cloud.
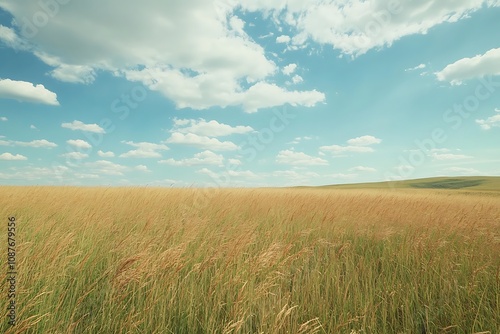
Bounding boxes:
[0,139,57,148]
[61,152,89,160]
[228,158,242,165]
[320,145,373,154]
[288,136,314,144]
[321,135,382,155]
[227,170,259,178]
[30,125,37,130]
[476,108,500,130]
[61,120,105,133]
[442,167,480,174]
[126,69,325,112]
[0,152,27,160]
[67,139,92,149]
[0,165,70,181]
[282,63,297,75]
[0,78,59,105]
[431,153,472,160]
[196,167,221,180]
[134,165,151,172]
[240,0,499,56]
[349,166,377,172]
[395,164,415,173]
[405,63,426,71]
[85,160,128,176]
[291,75,303,84]
[347,135,382,146]
[326,173,358,180]
[436,48,500,85]
[172,118,253,137]
[197,167,258,181]
[276,149,328,166]
[0,25,27,50]
[159,150,224,167]
[98,150,115,158]
[0,116,7,121]
[74,173,100,179]
[1,1,325,112]
[167,132,238,151]
[239,82,325,113]
[120,141,169,158]
[276,35,291,44]
[273,170,320,180]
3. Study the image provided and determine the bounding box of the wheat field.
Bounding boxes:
[0,186,499,333]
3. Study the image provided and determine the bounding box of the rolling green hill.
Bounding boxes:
[317,176,500,192]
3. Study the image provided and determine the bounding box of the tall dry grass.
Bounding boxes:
[0,186,499,333]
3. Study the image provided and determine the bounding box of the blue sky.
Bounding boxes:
[0,0,499,187]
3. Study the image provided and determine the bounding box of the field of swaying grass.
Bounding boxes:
[0,186,499,334]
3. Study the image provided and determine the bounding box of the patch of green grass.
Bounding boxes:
[409,178,484,189]
[316,176,500,192]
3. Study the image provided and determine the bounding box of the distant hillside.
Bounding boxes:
[318,176,500,192]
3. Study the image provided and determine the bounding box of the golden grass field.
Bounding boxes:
[1,185,499,333]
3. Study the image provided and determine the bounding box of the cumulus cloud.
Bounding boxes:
[0,139,57,148]
[239,82,325,113]
[291,75,303,84]
[320,135,382,155]
[347,135,382,146]
[61,120,105,133]
[126,69,325,112]
[98,150,115,158]
[239,0,499,56]
[85,160,128,176]
[167,132,238,151]
[172,118,253,137]
[476,108,500,130]
[1,1,324,112]
[0,152,27,160]
[282,63,297,76]
[134,165,151,172]
[436,48,500,85]
[120,141,169,158]
[67,139,92,149]
[0,78,59,105]
[276,149,328,166]
[159,150,224,167]
[276,35,291,43]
